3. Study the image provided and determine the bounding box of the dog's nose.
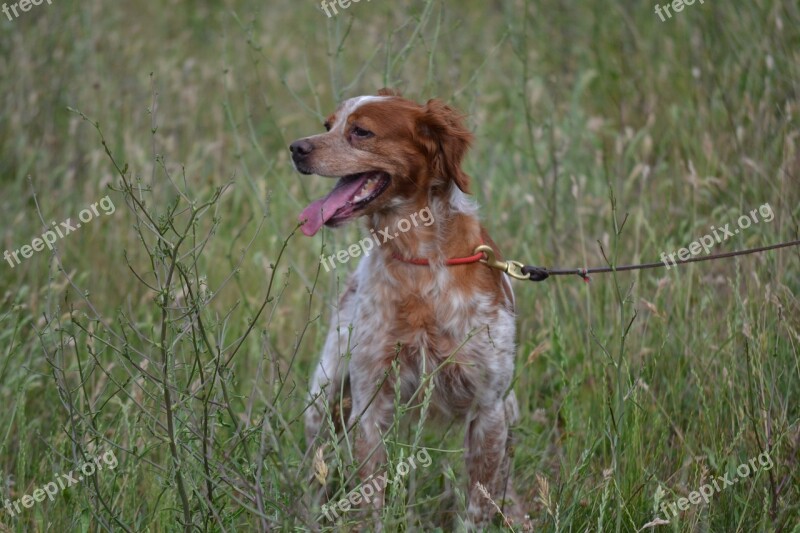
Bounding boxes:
[290,139,313,157]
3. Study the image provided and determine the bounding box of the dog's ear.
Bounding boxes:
[417,99,473,194]
[377,87,402,97]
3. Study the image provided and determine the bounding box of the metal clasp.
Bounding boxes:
[474,245,531,280]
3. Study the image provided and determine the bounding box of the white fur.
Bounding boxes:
[331,96,391,132]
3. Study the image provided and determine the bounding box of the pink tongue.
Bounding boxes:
[298,175,369,236]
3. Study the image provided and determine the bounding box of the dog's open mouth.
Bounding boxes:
[298,171,391,236]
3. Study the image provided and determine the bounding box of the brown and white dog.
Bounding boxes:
[291,89,523,528]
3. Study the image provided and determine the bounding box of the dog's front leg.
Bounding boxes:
[349,379,394,519]
[464,402,512,528]
[305,278,358,447]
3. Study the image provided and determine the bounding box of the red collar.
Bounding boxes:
[392,244,486,266]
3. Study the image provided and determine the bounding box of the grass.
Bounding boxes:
[0,0,798,530]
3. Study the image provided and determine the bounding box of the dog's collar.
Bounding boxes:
[392,242,486,266]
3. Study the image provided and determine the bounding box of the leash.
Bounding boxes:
[474,239,800,283]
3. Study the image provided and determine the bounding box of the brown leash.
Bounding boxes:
[474,239,800,283]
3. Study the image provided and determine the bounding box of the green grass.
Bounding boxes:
[0,0,798,530]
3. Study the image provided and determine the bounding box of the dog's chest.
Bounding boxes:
[356,265,491,348]
[350,257,515,416]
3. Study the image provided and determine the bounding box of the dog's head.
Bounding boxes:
[291,89,473,236]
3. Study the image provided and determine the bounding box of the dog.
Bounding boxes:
[291,89,523,528]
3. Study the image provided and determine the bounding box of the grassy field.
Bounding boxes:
[0,0,798,531]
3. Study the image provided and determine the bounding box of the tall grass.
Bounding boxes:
[0,0,798,530]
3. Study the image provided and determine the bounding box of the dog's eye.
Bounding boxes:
[352,126,373,138]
